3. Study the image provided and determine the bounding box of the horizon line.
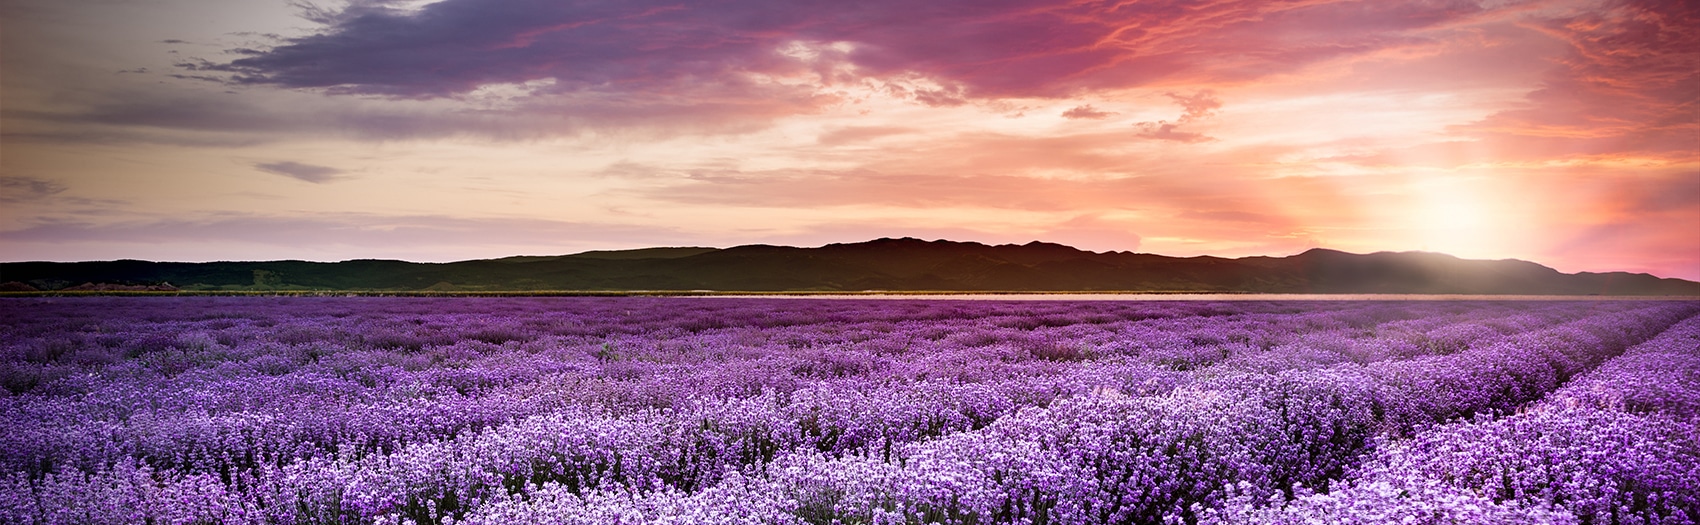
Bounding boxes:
[3,237,1694,282]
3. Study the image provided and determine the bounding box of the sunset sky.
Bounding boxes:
[2,0,1696,279]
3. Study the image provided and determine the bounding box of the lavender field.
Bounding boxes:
[1,297,1696,525]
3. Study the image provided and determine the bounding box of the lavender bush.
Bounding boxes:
[1,297,1694,524]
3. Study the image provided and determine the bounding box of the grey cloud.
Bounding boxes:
[210,0,1500,102]
[255,161,344,183]
[0,176,68,203]
[4,77,818,145]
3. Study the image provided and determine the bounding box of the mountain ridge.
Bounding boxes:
[2,237,1696,295]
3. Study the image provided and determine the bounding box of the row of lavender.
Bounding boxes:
[453,302,1697,525]
[0,298,1694,524]
[1203,311,1700,525]
[0,299,1578,480]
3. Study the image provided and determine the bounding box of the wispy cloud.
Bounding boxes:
[0,176,68,203]
[1135,123,1212,143]
[1132,89,1222,143]
[1060,105,1115,120]
[1454,0,1699,162]
[254,161,344,183]
[1165,91,1221,123]
[0,213,698,262]
[817,126,916,145]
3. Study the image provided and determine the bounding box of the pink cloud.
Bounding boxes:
[816,126,917,146]
[1165,90,1222,122]
[1132,89,1221,142]
[1060,105,1116,120]
[1135,123,1212,143]
[1456,0,1699,161]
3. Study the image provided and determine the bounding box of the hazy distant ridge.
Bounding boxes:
[3,238,1696,295]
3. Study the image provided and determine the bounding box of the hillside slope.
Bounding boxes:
[3,238,1696,295]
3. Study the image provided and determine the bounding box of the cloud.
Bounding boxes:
[0,175,130,213]
[13,0,1567,141]
[213,0,823,99]
[1455,0,1700,161]
[254,161,344,183]
[607,129,1158,187]
[1165,90,1221,122]
[634,169,1110,210]
[1060,105,1115,120]
[0,176,68,203]
[1178,209,1281,224]
[206,0,1509,106]
[1135,123,1212,143]
[0,213,698,262]
[614,153,1317,214]
[1130,89,1221,142]
[4,71,826,145]
[816,126,916,146]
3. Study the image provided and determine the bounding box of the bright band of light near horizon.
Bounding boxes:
[1,0,1696,280]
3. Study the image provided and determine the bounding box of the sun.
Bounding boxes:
[1410,175,1516,259]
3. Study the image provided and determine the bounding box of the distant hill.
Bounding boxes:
[3,238,1697,295]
